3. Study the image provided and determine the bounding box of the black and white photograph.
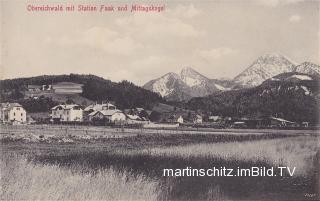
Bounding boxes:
[0,0,319,200]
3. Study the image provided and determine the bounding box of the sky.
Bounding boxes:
[1,0,319,85]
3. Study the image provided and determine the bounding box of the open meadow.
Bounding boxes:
[1,125,319,201]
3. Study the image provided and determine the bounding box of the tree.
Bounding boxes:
[149,111,161,122]
[66,99,75,104]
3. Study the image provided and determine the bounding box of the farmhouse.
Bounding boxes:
[176,116,184,124]
[52,82,83,94]
[208,116,222,122]
[84,103,117,113]
[125,107,149,116]
[51,104,83,122]
[88,110,126,123]
[0,103,27,124]
[27,84,53,91]
[193,115,203,124]
[25,84,53,98]
[169,115,183,124]
[83,103,117,121]
[269,117,297,127]
[27,85,42,92]
[126,114,149,125]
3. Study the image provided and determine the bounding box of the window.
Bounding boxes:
[16,108,20,111]
[13,112,15,116]
[21,113,23,116]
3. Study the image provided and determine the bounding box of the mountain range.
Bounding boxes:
[143,53,320,101]
[1,57,319,123]
[187,72,320,123]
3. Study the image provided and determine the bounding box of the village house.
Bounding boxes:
[83,103,117,121]
[269,117,297,127]
[27,85,42,92]
[193,115,203,124]
[27,84,52,92]
[25,84,53,98]
[208,116,222,122]
[125,107,149,117]
[176,116,184,124]
[168,115,183,124]
[51,104,83,122]
[84,103,117,113]
[301,121,309,127]
[0,103,27,124]
[126,114,149,125]
[88,110,126,123]
[232,121,246,128]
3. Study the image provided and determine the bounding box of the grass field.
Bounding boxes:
[0,155,158,201]
[1,126,319,200]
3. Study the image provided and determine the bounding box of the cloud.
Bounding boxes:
[170,4,201,18]
[105,69,136,83]
[48,26,143,55]
[115,12,203,38]
[289,14,302,23]
[257,0,305,7]
[196,47,236,61]
[132,56,166,68]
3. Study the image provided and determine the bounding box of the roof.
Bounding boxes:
[51,104,82,110]
[234,121,245,124]
[126,114,142,120]
[84,103,116,112]
[89,109,122,117]
[0,103,23,110]
[172,115,183,121]
[28,85,42,88]
[135,108,144,112]
[209,116,221,121]
[270,117,295,124]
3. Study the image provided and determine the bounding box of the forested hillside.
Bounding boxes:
[0,74,165,111]
[187,73,320,124]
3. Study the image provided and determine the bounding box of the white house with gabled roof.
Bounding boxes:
[0,103,27,124]
[51,104,83,122]
[83,103,118,121]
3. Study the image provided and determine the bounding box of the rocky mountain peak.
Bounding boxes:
[233,53,296,87]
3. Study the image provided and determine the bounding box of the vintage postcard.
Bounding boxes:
[0,0,319,200]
